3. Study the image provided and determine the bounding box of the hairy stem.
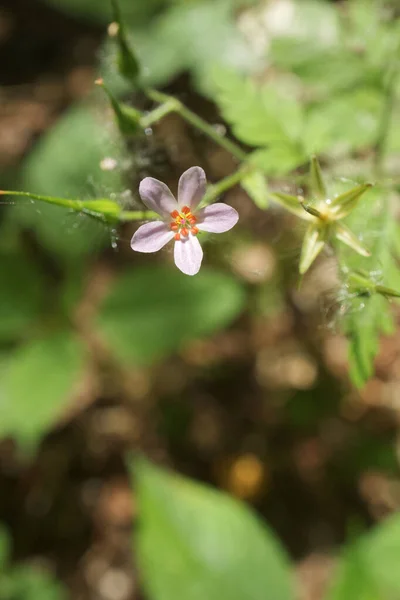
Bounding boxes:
[145,88,247,162]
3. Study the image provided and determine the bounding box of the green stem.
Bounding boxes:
[140,100,177,129]
[145,88,247,162]
[119,210,157,221]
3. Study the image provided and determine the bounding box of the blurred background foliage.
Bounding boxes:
[0,0,400,599]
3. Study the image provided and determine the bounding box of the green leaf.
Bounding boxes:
[41,0,166,25]
[132,457,294,600]
[213,69,304,147]
[101,1,256,94]
[11,104,125,260]
[6,564,67,600]
[240,171,269,209]
[248,145,306,177]
[96,267,246,365]
[328,512,400,599]
[304,89,383,155]
[0,254,45,342]
[0,331,86,451]
[299,224,326,274]
[95,78,142,135]
[0,524,10,568]
[110,0,141,82]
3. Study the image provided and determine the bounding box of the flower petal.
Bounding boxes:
[177,166,206,210]
[196,203,239,233]
[139,177,178,217]
[174,233,203,276]
[131,221,174,253]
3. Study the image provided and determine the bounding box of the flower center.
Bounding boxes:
[169,205,199,240]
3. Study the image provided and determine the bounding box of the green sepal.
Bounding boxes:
[299,223,327,274]
[309,155,327,200]
[110,0,140,82]
[330,183,373,219]
[335,223,371,257]
[269,191,314,220]
[348,271,400,299]
[96,78,142,136]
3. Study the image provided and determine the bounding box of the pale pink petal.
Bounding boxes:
[177,166,206,210]
[174,233,203,276]
[131,221,174,253]
[139,177,178,217]
[196,203,239,233]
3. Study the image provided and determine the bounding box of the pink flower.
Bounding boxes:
[130,166,239,276]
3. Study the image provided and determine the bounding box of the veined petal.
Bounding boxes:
[177,166,206,210]
[139,177,178,217]
[196,203,239,233]
[174,233,203,276]
[131,221,174,253]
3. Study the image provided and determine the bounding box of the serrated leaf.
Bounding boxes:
[0,331,86,452]
[240,171,269,209]
[213,70,304,147]
[96,267,246,365]
[131,457,294,600]
[249,145,306,177]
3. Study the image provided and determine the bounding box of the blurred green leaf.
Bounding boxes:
[132,457,294,600]
[0,331,86,451]
[42,0,167,25]
[12,104,125,260]
[0,254,45,342]
[0,524,10,568]
[97,267,246,365]
[213,70,303,147]
[328,512,400,600]
[102,1,256,94]
[248,146,306,177]
[5,564,67,600]
[304,89,382,155]
[241,171,269,209]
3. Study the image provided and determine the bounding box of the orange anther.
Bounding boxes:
[174,232,181,241]
[182,206,191,214]
[188,216,197,224]
[170,223,179,231]
[181,228,188,237]
[170,210,179,219]
[191,226,199,235]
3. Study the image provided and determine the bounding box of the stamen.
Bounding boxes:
[174,232,181,241]
[181,228,188,237]
[182,206,191,214]
[170,223,179,231]
[192,226,199,235]
[188,216,197,224]
[170,210,179,219]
